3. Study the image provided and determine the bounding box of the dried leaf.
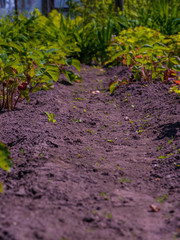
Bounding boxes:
[92,90,100,95]
[149,204,160,212]
[174,80,180,85]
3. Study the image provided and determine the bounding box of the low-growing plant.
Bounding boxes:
[45,112,57,123]
[157,194,168,203]
[0,45,81,110]
[107,27,179,93]
[0,9,82,111]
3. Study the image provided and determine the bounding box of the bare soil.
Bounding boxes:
[0,65,180,240]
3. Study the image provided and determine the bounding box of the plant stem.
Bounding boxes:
[13,94,20,110]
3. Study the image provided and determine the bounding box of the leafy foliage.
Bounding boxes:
[124,0,180,35]
[0,10,81,111]
[106,27,180,84]
[0,2,179,105]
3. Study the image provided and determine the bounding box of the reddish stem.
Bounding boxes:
[13,93,20,110]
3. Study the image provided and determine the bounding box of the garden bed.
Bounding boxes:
[0,65,180,240]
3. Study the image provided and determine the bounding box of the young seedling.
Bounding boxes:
[45,112,56,123]
[119,178,132,183]
[157,194,168,203]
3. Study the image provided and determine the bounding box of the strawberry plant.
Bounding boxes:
[130,43,179,81]
[0,45,60,110]
[0,13,81,111]
[106,27,179,88]
[106,27,165,65]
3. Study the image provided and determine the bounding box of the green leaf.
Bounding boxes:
[156,66,166,71]
[0,53,8,63]
[72,59,81,72]
[65,59,81,72]
[45,112,50,118]
[106,50,126,64]
[172,65,180,71]
[66,59,72,65]
[0,182,3,193]
[45,112,56,123]
[109,81,118,94]
[169,56,180,65]
[140,44,153,50]
[3,66,15,76]
[63,70,81,83]
[127,55,132,66]
[32,86,41,93]
[19,89,30,102]
[0,142,12,172]
[46,48,58,54]
[41,83,53,90]
[45,65,60,82]
[152,72,158,79]
[0,42,22,52]
[153,42,167,49]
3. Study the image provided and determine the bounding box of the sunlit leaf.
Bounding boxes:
[0,183,3,193]
[3,66,15,76]
[174,80,180,85]
[109,81,118,94]
[19,89,30,102]
[45,65,60,82]
[0,142,12,172]
[172,65,180,71]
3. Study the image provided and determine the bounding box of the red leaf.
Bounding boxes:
[173,80,180,85]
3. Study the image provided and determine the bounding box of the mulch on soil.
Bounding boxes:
[0,65,180,240]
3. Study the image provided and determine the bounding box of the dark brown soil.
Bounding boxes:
[0,65,180,240]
